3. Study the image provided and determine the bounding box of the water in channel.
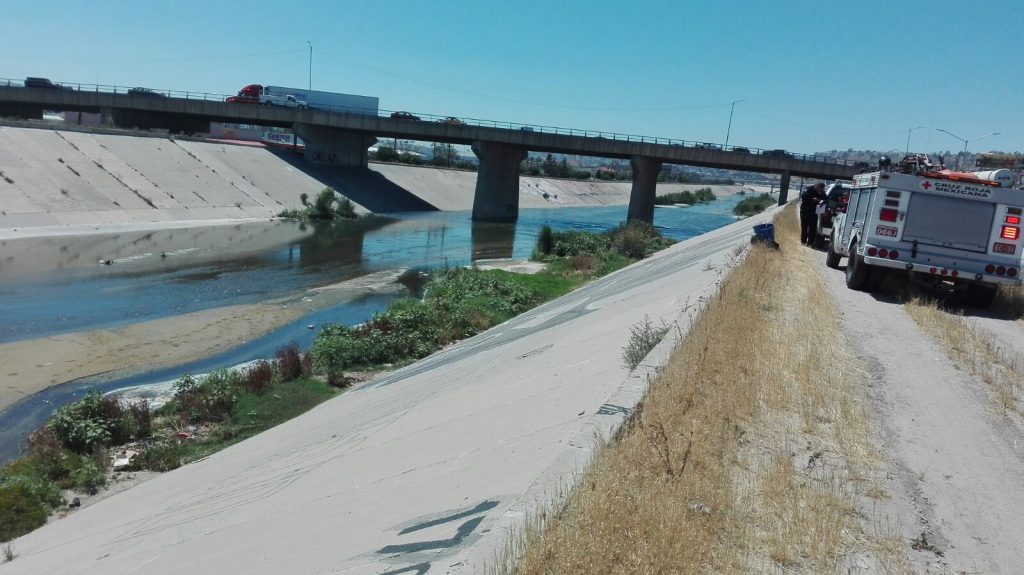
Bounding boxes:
[0,196,748,461]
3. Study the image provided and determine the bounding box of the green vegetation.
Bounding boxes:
[733,193,775,217]
[312,221,672,382]
[0,345,334,543]
[279,187,357,220]
[654,187,717,206]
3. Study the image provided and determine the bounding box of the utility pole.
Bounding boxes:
[724,99,745,149]
[905,126,925,156]
[307,41,313,90]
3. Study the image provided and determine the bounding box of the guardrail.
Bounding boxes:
[0,77,858,167]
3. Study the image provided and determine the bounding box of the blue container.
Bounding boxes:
[752,223,775,243]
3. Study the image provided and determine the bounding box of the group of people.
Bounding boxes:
[799,182,828,246]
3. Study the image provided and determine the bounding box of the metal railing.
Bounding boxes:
[0,77,858,167]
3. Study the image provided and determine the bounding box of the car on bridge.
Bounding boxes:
[439,116,464,126]
[24,77,67,90]
[731,147,751,154]
[127,87,165,98]
[696,142,721,150]
[762,149,793,158]
[391,111,421,121]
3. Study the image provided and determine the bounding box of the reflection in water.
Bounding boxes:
[471,221,516,260]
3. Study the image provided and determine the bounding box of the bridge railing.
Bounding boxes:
[0,78,859,167]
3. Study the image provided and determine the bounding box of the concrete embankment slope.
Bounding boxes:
[0,209,776,575]
[0,124,750,238]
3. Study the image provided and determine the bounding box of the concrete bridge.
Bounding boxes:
[0,84,858,222]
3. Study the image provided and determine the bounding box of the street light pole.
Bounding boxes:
[307,41,312,90]
[724,99,745,149]
[936,129,1000,171]
[905,126,926,156]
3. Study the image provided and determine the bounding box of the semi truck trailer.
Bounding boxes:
[234,84,378,114]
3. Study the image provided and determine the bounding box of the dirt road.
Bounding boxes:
[816,251,1024,574]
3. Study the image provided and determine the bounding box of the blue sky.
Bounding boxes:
[4,0,1021,155]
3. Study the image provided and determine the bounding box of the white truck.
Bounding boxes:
[826,156,1024,306]
[234,85,379,115]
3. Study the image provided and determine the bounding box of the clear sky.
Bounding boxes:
[3,0,1021,155]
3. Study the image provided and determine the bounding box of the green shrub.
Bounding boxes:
[334,197,357,219]
[128,443,186,472]
[48,392,114,452]
[69,460,106,495]
[167,371,240,423]
[0,475,62,509]
[0,483,48,543]
[733,193,774,217]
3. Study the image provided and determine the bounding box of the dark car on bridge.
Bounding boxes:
[127,87,165,98]
[24,77,66,90]
[439,116,464,126]
[762,149,793,158]
[731,147,751,154]
[391,111,421,121]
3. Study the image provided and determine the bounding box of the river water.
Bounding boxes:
[0,196,748,461]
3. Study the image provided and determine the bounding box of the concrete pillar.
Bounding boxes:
[293,123,376,168]
[777,170,791,205]
[626,155,662,223]
[472,141,527,222]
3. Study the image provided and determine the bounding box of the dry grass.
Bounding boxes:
[993,283,1024,318]
[509,207,909,575]
[904,298,1024,413]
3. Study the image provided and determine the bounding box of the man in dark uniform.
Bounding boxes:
[800,182,827,245]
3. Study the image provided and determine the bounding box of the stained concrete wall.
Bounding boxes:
[0,126,342,231]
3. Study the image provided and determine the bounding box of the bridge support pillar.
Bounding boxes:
[293,123,376,168]
[626,155,662,223]
[472,141,527,222]
[777,170,791,205]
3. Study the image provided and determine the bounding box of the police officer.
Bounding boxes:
[800,182,826,245]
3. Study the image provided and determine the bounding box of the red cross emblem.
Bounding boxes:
[921,181,932,190]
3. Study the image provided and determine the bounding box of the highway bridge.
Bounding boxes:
[0,80,859,222]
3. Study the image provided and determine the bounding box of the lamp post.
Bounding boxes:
[905,126,926,156]
[936,129,1000,171]
[724,99,745,149]
[307,41,312,90]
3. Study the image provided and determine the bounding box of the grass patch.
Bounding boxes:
[733,192,774,217]
[904,297,1024,414]
[278,187,357,220]
[509,206,907,574]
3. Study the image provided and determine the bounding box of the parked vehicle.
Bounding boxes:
[127,87,165,97]
[825,154,1024,306]
[235,84,378,114]
[813,181,851,249]
[390,111,421,121]
[24,77,64,89]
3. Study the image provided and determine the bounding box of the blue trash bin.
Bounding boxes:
[752,223,775,243]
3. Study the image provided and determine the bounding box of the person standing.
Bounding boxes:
[800,182,827,245]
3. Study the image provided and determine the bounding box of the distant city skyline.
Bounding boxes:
[3,0,1021,155]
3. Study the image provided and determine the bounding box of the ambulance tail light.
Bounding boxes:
[879,208,898,222]
[1000,225,1019,240]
